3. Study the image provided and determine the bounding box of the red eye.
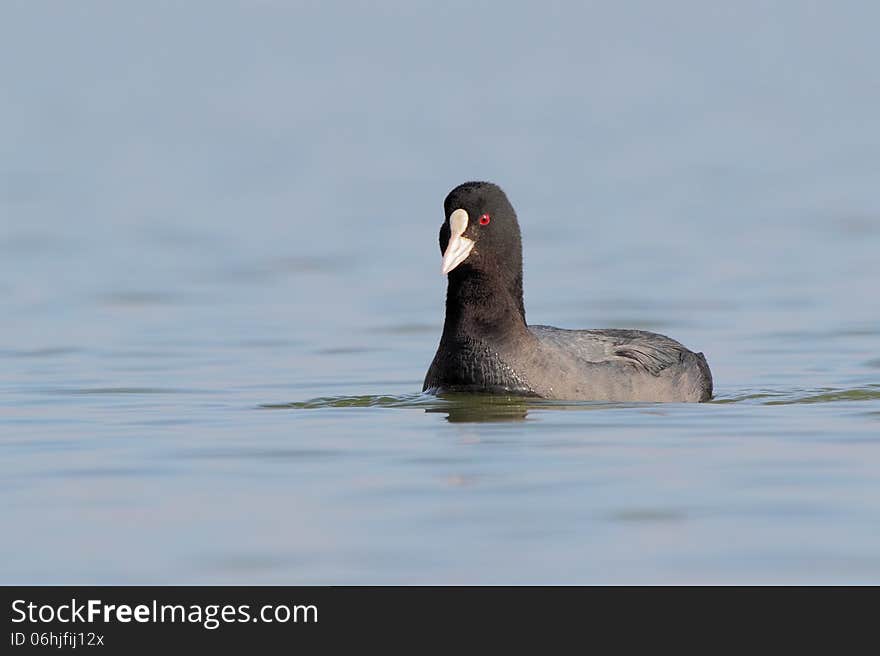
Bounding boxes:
[479,213,491,225]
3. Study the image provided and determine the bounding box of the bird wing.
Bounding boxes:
[529,325,687,376]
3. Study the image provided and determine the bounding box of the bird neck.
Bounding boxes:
[441,266,528,347]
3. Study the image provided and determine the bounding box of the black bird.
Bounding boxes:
[423,181,713,402]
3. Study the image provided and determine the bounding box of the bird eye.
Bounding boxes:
[479,213,491,225]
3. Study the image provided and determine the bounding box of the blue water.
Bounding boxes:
[2,3,879,583]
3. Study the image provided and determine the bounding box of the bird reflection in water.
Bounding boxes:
[425,394,530,423]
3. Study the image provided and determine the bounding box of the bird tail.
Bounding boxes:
[695,352,713,402]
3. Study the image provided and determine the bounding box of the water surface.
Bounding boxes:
[2,3,879,584]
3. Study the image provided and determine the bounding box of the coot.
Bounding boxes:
[423,181,713,402]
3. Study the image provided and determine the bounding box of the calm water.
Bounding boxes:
[2,3,879,584]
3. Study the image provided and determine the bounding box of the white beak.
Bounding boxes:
[440,209,475,275]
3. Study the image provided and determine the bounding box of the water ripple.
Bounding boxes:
[38,387,214,395]
[713,385,880,405]
[261,393,650,423]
